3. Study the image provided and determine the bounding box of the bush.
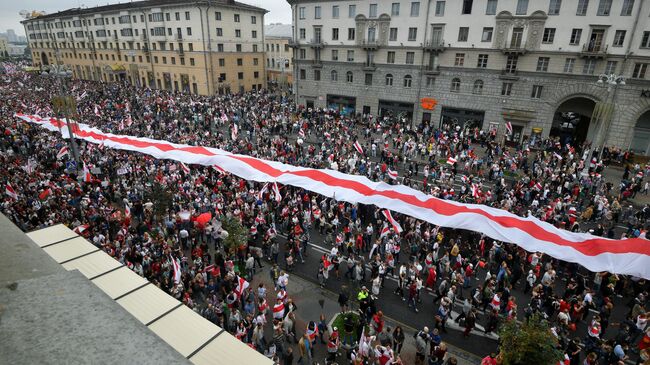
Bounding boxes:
[221,216,248,255]
[498,314,563,365]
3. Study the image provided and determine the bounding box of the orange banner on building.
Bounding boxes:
[420,98,438,111]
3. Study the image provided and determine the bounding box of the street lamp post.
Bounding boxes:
[594,73,626,160]
[45,64,81,167]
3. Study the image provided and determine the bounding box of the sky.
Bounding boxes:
[0,0,292,36]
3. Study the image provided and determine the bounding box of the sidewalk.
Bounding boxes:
[250,264,482,365]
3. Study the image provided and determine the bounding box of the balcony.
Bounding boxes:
[140,34,148,41]
[424,65,440,75]
[362,62,377,71]
[579,43,608,59]
[178,47,185,56]
[499,69,520,80]
[500,42,527,55]
[288,40,300,49]
[142,45,150,54]
[360,40,379,51]
[176,33,183,41]
[311,59,323,68]
[309,38,324,48]
[423,39,446,53]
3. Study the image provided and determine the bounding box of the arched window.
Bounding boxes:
[346,71,353,83]
[403,74,412,88]
[385,73,393,86]
[451,78,461,92]
[473,79,484,94]
[331,70,338,81]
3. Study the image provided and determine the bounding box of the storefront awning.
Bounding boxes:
[108,64,126,72]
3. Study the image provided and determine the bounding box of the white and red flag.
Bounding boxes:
[471,184,480,198]
[382,209,403,234]
[83,162,93,183]
[387,169,398,180]
[353,141,364,154]
[234,275,250,296]
[180,162,190,174]
[94,105,100,116]
[298,129,305,138]
[73,224,90,235]
[505,122,513,135]
[170,256,181,284]
[231,123,238,140]
[446,156,457,165]
[56,146,69,160]
[5,183,18,200]
[379,224,391,238]
[125,203,131,217]
[272,182,282,202]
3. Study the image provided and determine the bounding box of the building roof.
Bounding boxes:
[23,0,267,22]
[264,23,292,39]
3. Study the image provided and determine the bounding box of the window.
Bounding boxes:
[501,82,513,95]
[505,55,518,72]
[531,85,543,99]
[597,0,612,15]
[332,28,339,40]
[583,59,597,74]
[564,58,575,73]
[435,1,445,16]
[477,54,489,68]
[151,13,164,22]
[190,58,195,66]
[299,29,305,39]
[299,7,305,19]
[482,27,493,42]
[234,14,240,22]
[346,71,354,83]
[235,44,241,52]
[314,70,320,81]
[299,49,306,58]
[217,43,224,52]
[332,5,339,18]
[252,30,257,38]
[386,74,394,85]
[347,50,354,62]
[536,57,550,72]
[184,11,190,20]
[253,44,257,52]
[349,5,356,17]
[633,63,648,78]
[215,12,222,20]
[389,28,398,41]
[406,52,415,64]
[387,51,395,63]
[251,16,257,24]
[219,58,225,67]
[332,49,338,61]
[237,58,243,66]
[458,27,469,42]
[473,80,484,94]
[613,30,626,47]
[542,28,556,43]
[315,6,322,19]
[642,31,650,48]
[411,2,420,16]
[454,53,465,66]
[426,76,435,87]
[238,72,244,80]
[369,4,378,17]
[331,70,338,81]
[462,0,473,14]
[119,15,130,24]
[404,75,413,87]
[605,60,617,74]
[300,69,306,80]
[236,29,241,38]
[621,0,634,15]
[408,28,417,41]
[570,29,582,45]
[486,0,498,15]
[348,28,355,40]
[365,73,373,85]
[577,0,589,15]
[549,0,562,15]
[219,73,226,81]
[516,0,529,15]
[451,78,461,92]
[392,3,400,15]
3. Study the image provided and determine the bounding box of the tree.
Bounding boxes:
[221,216,248,255]
[498,314,564,365]
[145,182,173,220]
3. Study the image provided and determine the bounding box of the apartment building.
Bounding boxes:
[264,23,294,90]
[23,0,267,95]
[288,0,650,154]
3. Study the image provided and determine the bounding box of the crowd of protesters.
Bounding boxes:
[1,64,650,365]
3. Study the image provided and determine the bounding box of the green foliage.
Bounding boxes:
[332,312,362,339]
[221,216,248,254]
[498,314,564,365]
[146,182,173,220]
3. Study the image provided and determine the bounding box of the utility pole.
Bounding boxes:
[49,63,81,167]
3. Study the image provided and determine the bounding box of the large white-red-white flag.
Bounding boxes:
[5,183,18,200]
[382,209,403,234]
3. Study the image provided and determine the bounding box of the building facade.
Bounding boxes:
[288,0,650,154]
[264,23,294,90]
[22,0,267,95]
[0,38,8,57]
